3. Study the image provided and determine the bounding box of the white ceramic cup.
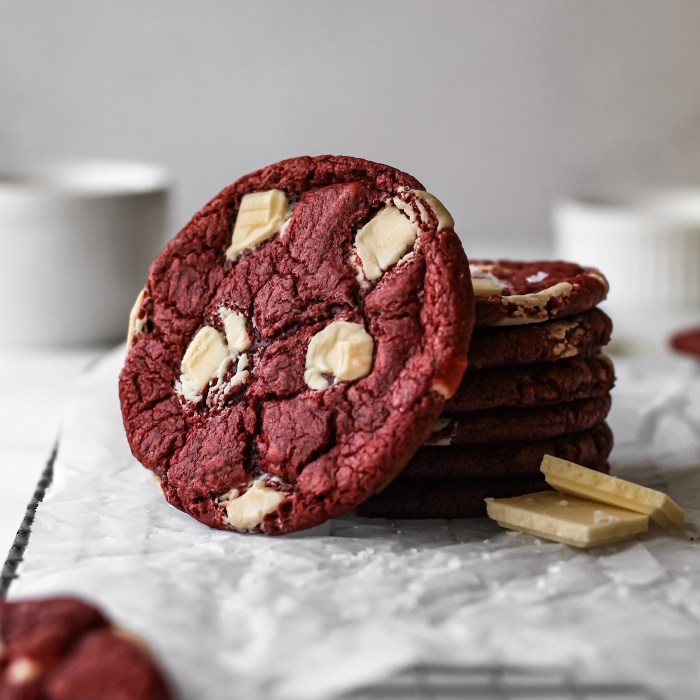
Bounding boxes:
[0,160,170,346]
[553,188,700,355]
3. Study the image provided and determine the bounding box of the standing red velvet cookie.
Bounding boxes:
[119,156,473,535]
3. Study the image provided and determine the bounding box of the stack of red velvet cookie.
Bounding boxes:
[359,260,615,519]
[119,155,615,535]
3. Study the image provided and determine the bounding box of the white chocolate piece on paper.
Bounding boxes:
[355,206,418,280]
[304,320,374,391]
[221,480,285,531]
[541,455,685,528]
[225,189,290,260]
[179,326,229,399]
[486,491,649,548]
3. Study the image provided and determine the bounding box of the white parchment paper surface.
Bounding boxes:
[11,349,700,699]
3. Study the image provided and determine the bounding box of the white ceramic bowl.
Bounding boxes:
[0,160,170,346]
[553,187,700,355]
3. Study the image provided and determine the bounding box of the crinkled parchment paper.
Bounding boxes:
[10,349,700,699]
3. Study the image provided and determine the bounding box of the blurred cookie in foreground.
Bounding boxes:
[670,327,700,358]
[0,596,172,700]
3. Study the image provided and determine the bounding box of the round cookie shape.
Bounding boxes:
[445,355,615,412]
[468,308,613,369]
[119,155,473,535]
[428,394,612,445]
[0,596,171,699]
[401,422,613,479]
[471,259,608,326]
[671,327,700,358]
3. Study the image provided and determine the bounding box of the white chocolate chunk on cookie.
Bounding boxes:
[415,190,454,230]
[179,326,229,401]
[305,320,374,391]
[355,206,418,280]
[219,307,251,353]
[471,276,506,297]
[495,282,575,326]
[6,658,42,685]
[126,288,146,347]
[220,479,285,531]
[225,189,291,260]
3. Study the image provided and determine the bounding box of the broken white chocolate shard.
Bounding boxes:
[355,205,418,280]
[225,189,290,260]
[304,320,374,391]
[179,326,229,400]
[486,491,649,548]
[219,307,251,353]
[415,190,454,230]
[221,479,285,531]
[541,455,685,528]
[126,288,146,347]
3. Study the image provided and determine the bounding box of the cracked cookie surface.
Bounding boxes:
[119,155,473,534]
[471,259,608,326]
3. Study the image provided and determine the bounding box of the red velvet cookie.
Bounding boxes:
[670,327,700,358]
[0,596,171,700]
[119,156,473,535]
[468,308,612,369]
[402,422,613,479]
[428,394,611,445]
[445,355,615,412]
[357,461,611,519]
[471,259,608,326]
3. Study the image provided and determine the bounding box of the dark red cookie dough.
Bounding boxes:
[670,327,700,358]
[471,259,608,326]
[119,155,473,535]
[428,394,612,445]
[445,355,615,412]
[357,461,612,519]
[402,422,613,480]
[0,596,171,700]
[468,308,613,370]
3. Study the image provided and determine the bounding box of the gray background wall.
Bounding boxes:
[2,0,700,257]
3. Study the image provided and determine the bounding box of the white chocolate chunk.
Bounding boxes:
[221,479,285,531]
[486,491,649,548]
[6,658,41,685]
[355,206,418,280]
[219,307,251,353]
[126,288,146,347]
[179,327,229,401]
[541,455,685,528]
[415,190,454,230]
[304,320,374,391]
[471,276,506,297]
[225,189,290,260]
[495,282,575,326]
